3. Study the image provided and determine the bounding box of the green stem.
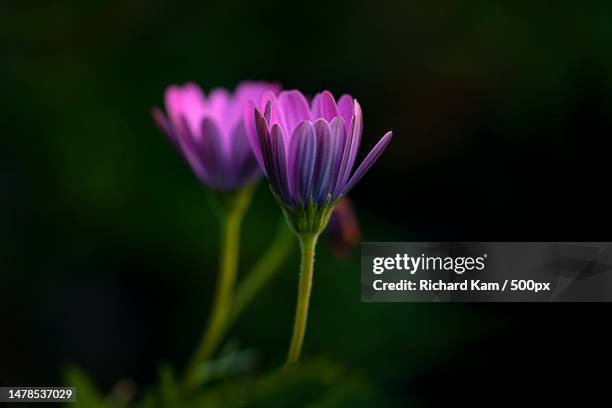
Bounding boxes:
[286,233,318,365]
[230,220,294,324]
[184,186,252,388]
[199,213,241,359]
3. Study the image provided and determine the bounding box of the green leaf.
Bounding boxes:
[63,365,111,408]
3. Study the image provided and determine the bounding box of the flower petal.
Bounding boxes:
[255,108,272,172]
[333,120,355,195]
[164,83,206,136]
[152,107,178,147]
[174,116,209,183]
[343,131,393,194]
[230,118,252,165]
[276,90,311,142]
[288,121,317,203]
[328,117,347,197]
[260,91,277,122]
[207,87,230,114]
[256,110,290,202]
[234,155,261,187]
[230,120,261,185]
[270,124,291,203]
[312,90,339,122]
[244,102,265,172]
[197,117,228,188]
[346,101,363,177]
[334,101,363,195]
[312,119,340,203]
[337,94,354,131]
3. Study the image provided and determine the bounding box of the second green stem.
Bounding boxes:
[186,208,243,386]
[230,220,294,324]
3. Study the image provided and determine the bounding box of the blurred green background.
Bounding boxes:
[2,0,612,406]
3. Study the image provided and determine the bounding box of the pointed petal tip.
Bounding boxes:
[322,89,335,98]
[270,122,282,132]
[151,107,173,140]
[253,106,266,123]
[312,91,340,122]
[279,89,308,99]
[243,100,258,126]
[293,119,315,132]
[263,99,273,120]
[341,129,394,195]
[354,99,362,116]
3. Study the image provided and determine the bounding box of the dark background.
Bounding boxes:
[2,0,612,406]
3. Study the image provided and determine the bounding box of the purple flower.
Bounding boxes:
[153,81,280,191]
[245,89,392,233]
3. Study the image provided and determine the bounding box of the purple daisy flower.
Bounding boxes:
[153,81,280,191]
[245,89,392,234]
